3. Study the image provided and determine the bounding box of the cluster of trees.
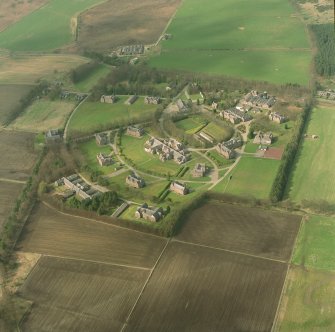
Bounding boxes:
[66,191,119,215]
[69,61,101,84]
[270,99,313,202]
[311,24,335,77]
[82,50,126,66]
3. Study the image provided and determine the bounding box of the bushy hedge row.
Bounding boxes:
[270,100,313,202]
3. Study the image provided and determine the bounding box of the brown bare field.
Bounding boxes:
[0,54,88,84]
[0,181,23,229]
[17,203,167,268]
[176,201,301,261]
[0,131,36,180]
[20,256,149,332]
[0,84,33,125]
[78,0,181,52]
[264,147,284,160]
[124,241,287,331]
[0,0,48,32]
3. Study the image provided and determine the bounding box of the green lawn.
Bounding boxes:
[175,116,206,134]
[11,99,75,132]
[292,215,335,271]
[288,106,335,203]
[278,267,335,331]
[0,0,103,51]
[68,96,157,136]
[149,0,311,85]
[212,156,280,200]
[202,122,233,142]
[74,64,111,92]
[244,141,259,153]
[79,139,114,174]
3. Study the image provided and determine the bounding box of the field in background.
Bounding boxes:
[78,0,181,52]
[21,256,149,331]
[0,0,48,32]
[0,84,32,125]
[11,99,76,132]
[150,0,311,85]
[0,54,88,84]
[212,157,281,200]
[277,267,335,331]
[125,241,287,331]
[288,106,335,203]
[0,0,104,51]
[0,131,37,181]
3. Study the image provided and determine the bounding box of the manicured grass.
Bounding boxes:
[11,99,75,132]
[244,141,259,153]
[0,0,104,51]
[292,215,335,271]
[288,106,335,203]
[212,156,280,200]
[277,267,335,331]
[150,0,311,85]
[202,122,233,142]
[68,96,157,136]
[78,139,114,174]
[175,116,206,133]
[74,64,111,92]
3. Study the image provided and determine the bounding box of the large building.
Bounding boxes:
[135,203,163,222]
[119,45,144,56]
[126,126,144,138]
[269,112,286,124]
[192,163,206,177]
[97,153,113,166]
[95,133,109,146]
[253,131,273,145]
[215,138,243,159]
[221,108,252,124]
[241,90,276,110]
[144,137,188,164]
[170,181,188,195]
[100,95,117,104]
[126,173,145,188]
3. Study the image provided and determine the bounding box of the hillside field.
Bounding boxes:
[149,0,311,85]
[212,157,281,200]
[78,0,181,52]
[21,256,149,331]
[0,84,32,125]
[11,99,76,132]
[288,106,335,203]
[0,0,104,51]
[68,97,157,137]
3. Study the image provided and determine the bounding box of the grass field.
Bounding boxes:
[177,201,301,261]
[0,0,104,51]
[11,99,76,132]
[68,97,157,136]
[0,84,32,125]
[0,54,88,84]
[288,106,335,203]
[125,241,287,331]
[17,203,167,268]
[175,116,207,134]
[292,215,335,271]
[78,0,181,52]
[0,181,24,230]
[21,256,150,331]
[212,157,281,200]
[74,64,111,92]
[201,121,233,142]
[0,131,37,181]
[277,267,335,331]
[149,0,311,85]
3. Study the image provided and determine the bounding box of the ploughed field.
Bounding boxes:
[0,131,37,180]
[17,200,302,330]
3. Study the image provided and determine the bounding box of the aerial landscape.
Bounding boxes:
[0,0,334,331]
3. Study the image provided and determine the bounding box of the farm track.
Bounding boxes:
[0,178,26,184]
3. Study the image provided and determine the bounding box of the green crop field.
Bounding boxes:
[11,99,76,132]
[0,0,104,51]
[277,267,335,331]
[212,157,280,200]
[288,106,335,203]
[74,64,111,92]
[292,215,335,271]
[68,97,157,137]
[149,0,311,85]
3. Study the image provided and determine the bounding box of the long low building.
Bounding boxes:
[241,90,276,109]
[220,108,252,124]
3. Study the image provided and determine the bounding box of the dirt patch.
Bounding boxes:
[264,147,284,160]
[176,201,301,261]
[0,0,48,32]
[78,0,182,52]
[300,0,334,23]
[125,241,287,331]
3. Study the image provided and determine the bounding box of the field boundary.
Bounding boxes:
[121,238,171,331]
